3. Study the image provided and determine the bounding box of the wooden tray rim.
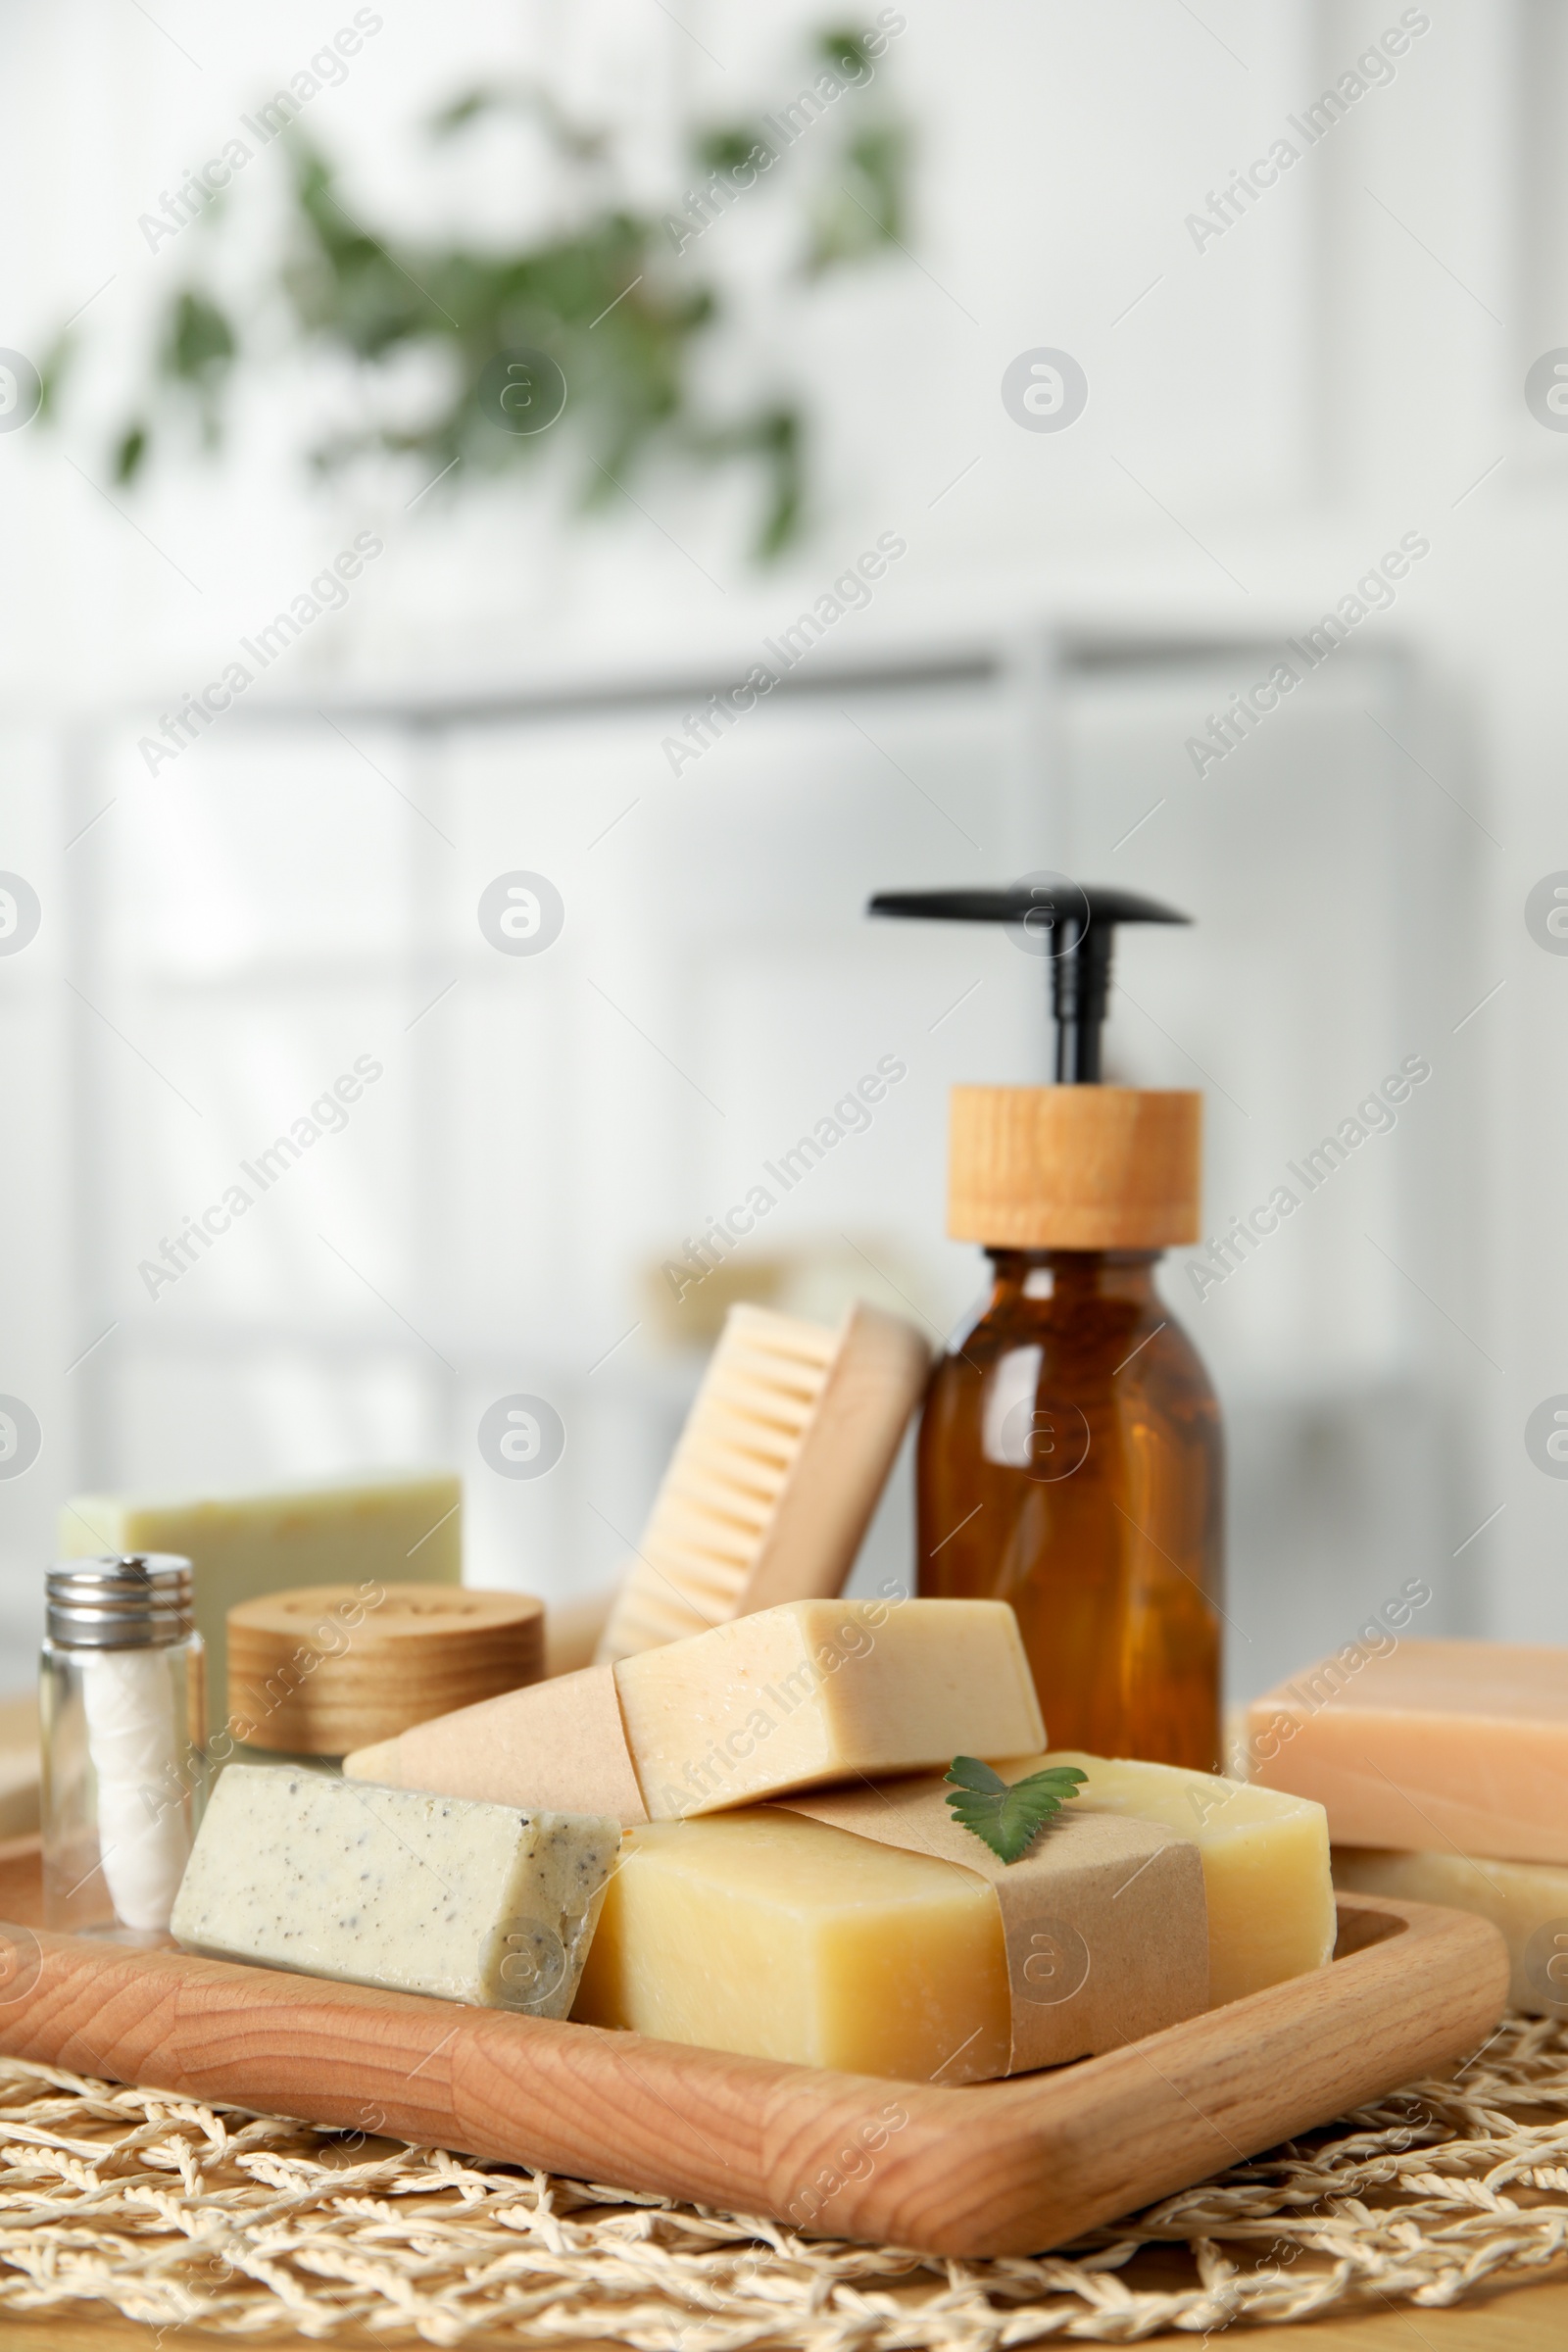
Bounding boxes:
[0,1854,1512,2259]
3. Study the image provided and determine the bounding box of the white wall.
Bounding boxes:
[1,0,1563,1691]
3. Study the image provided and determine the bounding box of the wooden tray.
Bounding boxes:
[0,1838,1508,2260]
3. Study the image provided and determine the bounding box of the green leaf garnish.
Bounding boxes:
[943,1757,1088,1864]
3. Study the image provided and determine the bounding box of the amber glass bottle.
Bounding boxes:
[870,880,1221,1766]
[917,1246,1222,1769]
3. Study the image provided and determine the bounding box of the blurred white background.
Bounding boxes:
[0,0,1561,1698]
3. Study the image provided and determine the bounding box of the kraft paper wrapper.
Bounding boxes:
[344,1662,650,1824]
[784,1777,1208,2073]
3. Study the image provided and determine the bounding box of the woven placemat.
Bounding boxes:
[1,2018,1567,2343]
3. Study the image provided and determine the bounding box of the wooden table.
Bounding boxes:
[3,2278,1567,2346]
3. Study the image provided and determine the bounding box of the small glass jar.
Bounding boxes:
[41,1555,207,1938]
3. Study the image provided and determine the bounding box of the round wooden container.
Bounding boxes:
[948,1085,1202,1250]
[226,1584,544,1755]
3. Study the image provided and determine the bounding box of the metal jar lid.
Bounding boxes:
[45,1555,194,1648]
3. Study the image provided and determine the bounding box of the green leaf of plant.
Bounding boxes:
[113,422,148,484]
[819,27,873,79]
[55,29,911,564]
[943,1757,1088,1865]
[161,290,235,386]
[430,86,496,136]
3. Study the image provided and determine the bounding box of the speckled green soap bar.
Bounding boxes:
[172,1763,620,2014]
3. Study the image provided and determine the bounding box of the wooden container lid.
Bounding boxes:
[226,1584,544,1756]
[949,1085,1201,1250]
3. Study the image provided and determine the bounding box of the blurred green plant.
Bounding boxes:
[46,26,909,560]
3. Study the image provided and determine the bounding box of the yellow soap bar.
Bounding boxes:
[61,1475,461,1738]
[1025,1750,1336,2006]
[348,1597,1044,1821]
[572,1808,1012,2082]
[1334,1846,1568,2018]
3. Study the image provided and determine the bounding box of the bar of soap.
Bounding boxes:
[172,1763,618,2013]
[346,1597,1045,1822]
[572,1808,1012,2081]
[1334,1847,1568,2018]
[1247,1641,1568,1864]
[62,1474,462,1738]
[1027,1749,1336,2006]
[0,1691,39,1840]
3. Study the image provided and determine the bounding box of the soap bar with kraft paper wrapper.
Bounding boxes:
[344,1595,1045,1822]
[571,1768,1208,2078]
[1017,1750,1336,2006]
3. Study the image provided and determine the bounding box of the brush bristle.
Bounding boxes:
[596,1303,871,1660]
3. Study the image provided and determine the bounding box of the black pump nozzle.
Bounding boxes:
[867,878,1191,1083]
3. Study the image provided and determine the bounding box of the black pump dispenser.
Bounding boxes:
[867,881,1190,1083]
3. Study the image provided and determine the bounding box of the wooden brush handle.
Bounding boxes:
[0,1895,1506,2257]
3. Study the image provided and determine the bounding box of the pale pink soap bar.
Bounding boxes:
[1248,1640,1568,1865]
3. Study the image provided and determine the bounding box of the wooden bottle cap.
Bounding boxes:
[226,1584,544,1756]
[949,1086,1202,1250]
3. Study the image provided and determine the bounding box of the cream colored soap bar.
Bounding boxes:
[1026,1750,1336,2006]
[574,1808,1013,2081]
[1247,1641,1568,1864]
[172,1763,618,2012]
[62,1474,462,1737]
[0,1691,39,1840]
[347,1597,1045,1822]
[1334,1846,1568,2018]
